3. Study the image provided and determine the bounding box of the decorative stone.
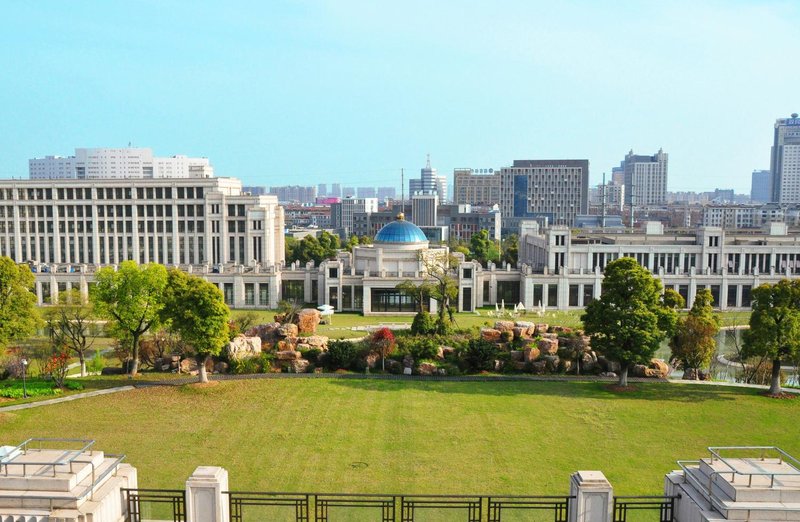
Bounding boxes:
[402,355,414,368]
[226,335,262,361]
[246,322,281,343]
[537,338,558,355]
[418,362,437,376]
[524,347,540,362]
[631,364,648,377]
[297,309,321,334]
[386,359,403,374]
[276,350,301,360]
[510,350,524,362]
[276,339,296,352]
[535,324,549,335]
[214,361,229,374]
[543,355,560,372]
[278,323,299,338]
[480,328,502,342]
[648,359,670,378]
[512,327,525,339]
[513,361,527,371]
[494,320,515,332]
[304,336,328,349]
[403,367,412,375]
[180,358,198,373]
[441,346,456,358]
[531,361,547,374]
[290,359,310,373]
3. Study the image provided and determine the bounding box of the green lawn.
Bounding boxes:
[0,379,796,496]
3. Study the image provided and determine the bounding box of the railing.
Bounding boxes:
[707,446,800,487]
[0,437,96,477]
[123,488,186,522]
[613,496,679,522]
[225,491,574,522]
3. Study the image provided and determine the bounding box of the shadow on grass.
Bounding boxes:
[324,378,746,402]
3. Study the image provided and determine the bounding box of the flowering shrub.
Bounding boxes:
[43,348,70,389]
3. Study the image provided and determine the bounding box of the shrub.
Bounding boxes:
[326,340,360,370]
[87,351,105,374]
[461,338,498,373]
[230,357,261,375]
[398,336,439,361]
[411,311,437,335]
[300,348,322,363]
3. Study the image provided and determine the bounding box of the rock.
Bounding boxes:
[531,361,547,374]
[557,347,577,360]
[513,361,527,371]
[403,367,412,375]
[515,320,535,330]
[205,358,214,373]
[441,346,456,358]
[402,355,414,369]
[543,355,560,372]
[246,322,281,343]
[510,350,524,362]
[290,359,310,373]
[648,359,670,378]
[698,370,711,381]
[494,359,504,372]
[541,332,559,340]
[161,364,171,372]
[365,351,380,369]
[386,359,403,374]
[418,362,437,376]
[304,336,328,349]
[278,323,299,338]
[553,326,573,334]
[600,372,617,378]
[276,339,296,352]
[214,361,229,374]
[537,338,558,355]
[480,328,501,342]
[512,327,525,340]
[579,353,596,373]
[227,335,262,361]
[524,346,540,362]
[631,364,648,377]
[276,350,301,360]
[535,324,549,335]
[437,368,447,376]
[559,359,572,373]
[297,309,321,334]
[180,358,198,373]
[597,356,621,373]
[494,320,515,332]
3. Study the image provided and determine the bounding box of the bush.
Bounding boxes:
[230,357,261,375]
[461,338,498,373]
[411,311,437,335]
[0,378,83,399]
[326,340,360,370]
[87,351,105,374]
[398,336,439,361]
[300,348,322,363]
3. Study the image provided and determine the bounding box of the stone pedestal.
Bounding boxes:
[569,470,613,522]
[186,466,229,522]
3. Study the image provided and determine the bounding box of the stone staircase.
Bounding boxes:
[0,439,137,521]
[666,447,800,522]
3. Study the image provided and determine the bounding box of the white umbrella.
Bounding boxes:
[318,304,334,311]
[318,304,335,324]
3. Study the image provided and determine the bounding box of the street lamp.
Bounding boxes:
[21,358,28,399]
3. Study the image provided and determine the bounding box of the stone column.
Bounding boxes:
[186,466,229,522]
[569,470,613,522]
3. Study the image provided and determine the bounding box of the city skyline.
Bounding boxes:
[2,2,799,193]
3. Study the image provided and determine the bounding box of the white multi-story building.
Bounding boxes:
[409,156,448,204]
[411,192,438,227]
[330,197,379,236]
[771,114,800,204]
[623,149,669,206]
[29,148,214,180]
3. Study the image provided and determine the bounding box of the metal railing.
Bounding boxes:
[613,496,679,522]
[123,488,187,522]
[225,491,574,522]
[707,446,800,487]
[0,438,96,477]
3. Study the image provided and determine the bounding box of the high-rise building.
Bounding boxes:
[411,192,439,227]
[376,187,396,201]
[771,114,800,204]
[409,155,447,204]
[342,187,356,198]
[317,183,327,197]
[357,187,377,198]
[28,147,214,180]
[331,197,379,236]
[751,170,772,203]
[269,185,317,204]
[330,184,342,198]
[453,168,500,206]
[499,159,589,227]
[622,149,669,206]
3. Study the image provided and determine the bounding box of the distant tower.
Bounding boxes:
[409,155,447,204]
[771,113,800,203]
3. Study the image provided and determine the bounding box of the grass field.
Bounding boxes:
[0,379,795,497]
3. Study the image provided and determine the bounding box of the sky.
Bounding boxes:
[1,0,798,194]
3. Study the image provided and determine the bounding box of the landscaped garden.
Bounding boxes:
[0,379,797,495]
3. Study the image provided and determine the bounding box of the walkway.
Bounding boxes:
[0,385,136,413]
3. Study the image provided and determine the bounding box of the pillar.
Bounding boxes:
[569,470,613,522]
[186,466,229,522]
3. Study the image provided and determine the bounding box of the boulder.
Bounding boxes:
[386,359,403,374]
[510,350,524,362]
[276,350,301,361]
[535,324,549,335]
[440,346,456,359]
[246,322,281,343]
[418,362,437,376]
[365,351,380,369]
[179,358,198,373]
[513,361,527,371]
[552,326,573,334]
[600,372,617,378]
[597,356,621,374]
[494,360,504,372]
[494,320,515,332]
[531,361,547,374]
[541,332,559,340]
[537,338,558,355]
[631,364,648,377]
[214,361,229,374]
[304,336,328,349]
[276,339,296,352]
[512,327,525,340]
[290,359,310,373]
[278,323,299,338]
[402,355,414,369]
[524,346,540,362]
[648,359,670,378]
[579,353,596,373]
[480,328,502,342]
[227,335,262,361]
[297,308,321,334]
[559,359,572,373]
[543,355,560,372]
[515,320,535,331]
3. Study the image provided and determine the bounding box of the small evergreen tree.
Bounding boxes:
[670,288,719,378]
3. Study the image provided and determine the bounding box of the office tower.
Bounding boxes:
[453,168,500,205]
[357,187,377,198]
[751,170,772,203]
[331,184,342,198]
[409,155,447,204]
[29,147,214,179]
[330,197,379,235]
[317,183,327,197]
[611,164,625,186]
[499,159,589,227]
[376,187,397,201]
[411,192,439,227]
[771,114,800,203]
[269,185,317,204]
[342,187,356,197]
[622,149,669,206]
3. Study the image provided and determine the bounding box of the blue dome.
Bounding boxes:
[375,217,428,244]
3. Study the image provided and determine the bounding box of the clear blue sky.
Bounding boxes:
[1,0,798,193]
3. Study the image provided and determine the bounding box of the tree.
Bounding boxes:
[742,279,800,396]
[0,257,40,349]
[46,289,98,377]
[469,230,500,266]
[502,234,519,266]
[582,257,678,386]
[395,280,433,314]
[92,261,169,377]
[161,270,230,383]
[345,234,360,252]
[420,251,460,334]
[370,327,396,372]
[670,288,719,379]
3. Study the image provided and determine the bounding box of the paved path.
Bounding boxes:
[0,385,136,413]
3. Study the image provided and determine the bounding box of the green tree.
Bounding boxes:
[92,261,168,377]
[395,280,433,314]
[318,230,341,258]
[0,257,40,349]
[46,289,98,377]
[502,234,519,266]
[345,234,360,252]
[469,230,500,266]
[742,279,800,396]
[582,257,678,386]
[420,251,460,334]
[669,288,719,378]
[161,270,230,383]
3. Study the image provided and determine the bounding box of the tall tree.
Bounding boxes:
[0,257,40,349]
[582,257,678,386]
[669,288,719,379]
[161,270,230,383]
[502,234,519,266]
[46,289,97,377]
[742,279,800,396]
[469,230,500,266]
[395,280,433,314]
[92,261,168,377]
[420,251,459,334]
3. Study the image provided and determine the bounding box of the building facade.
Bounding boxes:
[623,149,668,206]
[771,114,800,204]
[330,197,379,236]
[409,156,448,204]
[269,185,317,204]
[29,147,214,180]
[751,170,772,203]
[453,168,500,206]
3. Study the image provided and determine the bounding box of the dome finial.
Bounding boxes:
[396,212,405,221]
